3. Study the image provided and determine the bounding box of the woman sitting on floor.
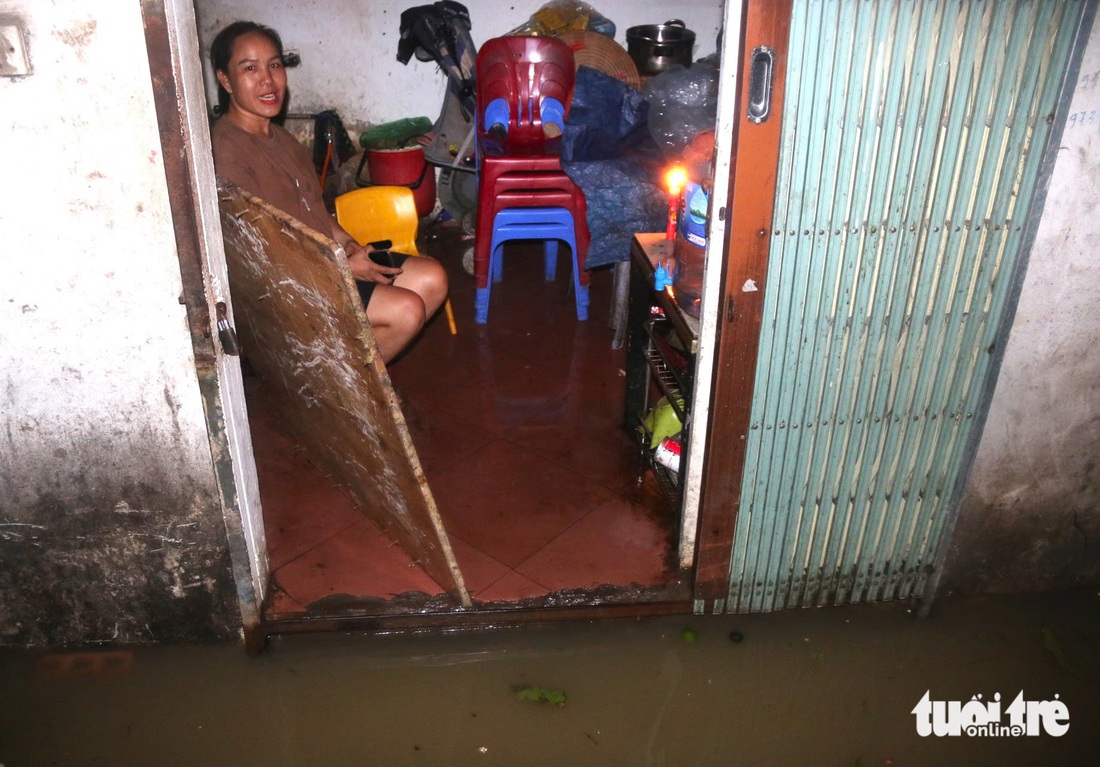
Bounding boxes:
[209,20,447,363]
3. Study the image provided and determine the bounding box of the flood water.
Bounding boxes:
[2,590,1097,766]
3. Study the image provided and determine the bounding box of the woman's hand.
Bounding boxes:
[344,241,403,284]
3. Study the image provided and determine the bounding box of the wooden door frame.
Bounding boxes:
[693,0,795,605]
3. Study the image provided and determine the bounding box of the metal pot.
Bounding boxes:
[626,19,696,77]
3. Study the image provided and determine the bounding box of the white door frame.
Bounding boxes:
[147,0,269,628]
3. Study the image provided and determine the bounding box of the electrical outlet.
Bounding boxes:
[0,22,31,77]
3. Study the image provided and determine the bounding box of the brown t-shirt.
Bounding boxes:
[210,118,335,238]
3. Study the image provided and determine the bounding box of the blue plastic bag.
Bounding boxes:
[561,67,667,267]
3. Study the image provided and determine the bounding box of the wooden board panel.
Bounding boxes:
[218,185,470,607]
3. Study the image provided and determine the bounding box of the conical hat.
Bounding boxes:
[557,30,641,90]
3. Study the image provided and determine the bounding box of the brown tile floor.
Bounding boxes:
[247,220,681,614]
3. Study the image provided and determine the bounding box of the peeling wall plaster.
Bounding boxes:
[0,0,239,647]
[944,20,1100,595]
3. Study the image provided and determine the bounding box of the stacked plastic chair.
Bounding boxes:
[473,35,590,324]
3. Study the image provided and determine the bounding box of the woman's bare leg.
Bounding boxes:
[391,257,447,319]
[364,257,448,363]
[365,284,426,363]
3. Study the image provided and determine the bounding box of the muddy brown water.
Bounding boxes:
[1,590,1097,765]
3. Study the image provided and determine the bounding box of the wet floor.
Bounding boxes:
[1,589,1097,766]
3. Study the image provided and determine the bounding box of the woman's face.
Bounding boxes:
[216,30,287,134]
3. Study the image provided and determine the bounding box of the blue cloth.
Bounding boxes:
[564,159,668,268]
[561,67,668,268]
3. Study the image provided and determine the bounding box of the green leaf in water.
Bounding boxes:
[1041,626,1075,674]
[513,684,567,706]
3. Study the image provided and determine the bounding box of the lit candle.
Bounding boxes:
[665,166,687,240]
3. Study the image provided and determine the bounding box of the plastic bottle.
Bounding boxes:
[672,178,708,318]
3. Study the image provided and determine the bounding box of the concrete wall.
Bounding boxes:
[0,0,240,646]
[192,0,724,132]
[943,19,1100,595]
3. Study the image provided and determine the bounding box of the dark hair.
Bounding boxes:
[210,21,284,115]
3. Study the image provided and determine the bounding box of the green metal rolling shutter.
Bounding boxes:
[728,0,1091,612]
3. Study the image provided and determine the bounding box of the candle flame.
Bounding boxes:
[665,166,687,195]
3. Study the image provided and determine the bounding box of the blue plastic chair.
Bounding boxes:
[475,206,590,324]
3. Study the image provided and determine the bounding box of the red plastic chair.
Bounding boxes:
[473,36,590,299]
[476,35,574,148]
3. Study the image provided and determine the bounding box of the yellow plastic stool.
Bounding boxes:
[334,186,457,335]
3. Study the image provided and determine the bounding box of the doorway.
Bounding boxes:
[245,226,691,616]
[213,9,749,627]
[149,0,742,634]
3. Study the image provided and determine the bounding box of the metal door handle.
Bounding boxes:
[215,301,241,356]
[747,46,774,124]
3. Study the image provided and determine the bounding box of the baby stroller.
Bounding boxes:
[397,1,479,233]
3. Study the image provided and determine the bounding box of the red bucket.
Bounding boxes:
[364,146,437,217]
